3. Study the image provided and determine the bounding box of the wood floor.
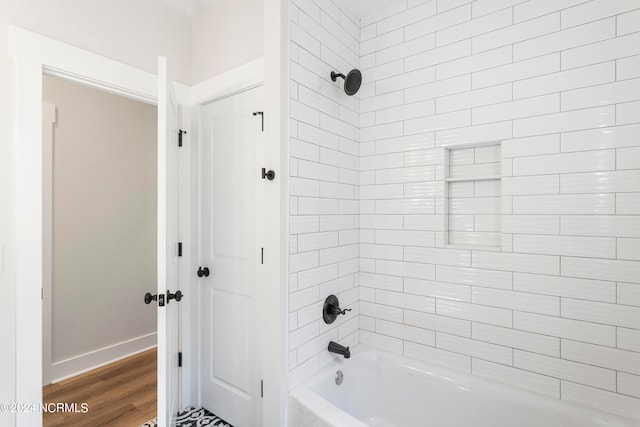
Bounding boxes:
[43,348,157,427]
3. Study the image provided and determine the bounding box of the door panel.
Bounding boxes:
[199,86,263,427]
[157,56,181,427]
[212,291,251,391]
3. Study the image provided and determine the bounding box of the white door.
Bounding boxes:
[157,56,182,427]
[198,86,264,427]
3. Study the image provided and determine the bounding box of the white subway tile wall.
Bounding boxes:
[289,0,361,385]
[288,0,640,419]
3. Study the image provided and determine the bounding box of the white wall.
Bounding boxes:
[287,0,361,386]
[191,0,263,83]
[43,75,157,381]
[356,0,640,420]
[7,0,192,84]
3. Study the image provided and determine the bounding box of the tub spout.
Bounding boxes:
[328,341,351,359]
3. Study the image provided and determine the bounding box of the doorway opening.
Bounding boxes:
[41,75,158,426]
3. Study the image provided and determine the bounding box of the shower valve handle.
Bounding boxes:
[333,307,352,316]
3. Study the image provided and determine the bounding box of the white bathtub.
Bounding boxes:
[289,346,640,427]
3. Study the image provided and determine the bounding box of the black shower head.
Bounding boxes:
[331,69,362,96]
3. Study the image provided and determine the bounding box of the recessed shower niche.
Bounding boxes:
[444,142,502,250]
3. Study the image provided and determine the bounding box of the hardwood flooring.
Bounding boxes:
[43,348,156,427]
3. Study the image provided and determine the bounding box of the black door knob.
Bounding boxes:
[167,290,183,302]
[197,267,210,278]
[144,292,157,305]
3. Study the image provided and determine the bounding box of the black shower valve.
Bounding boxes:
[323,294,351,324]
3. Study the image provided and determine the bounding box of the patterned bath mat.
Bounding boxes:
[139,406,233,427]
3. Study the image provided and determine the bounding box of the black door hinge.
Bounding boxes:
[253,111,264,132]
[178,242,182,257]
[178,352,182,367]
[261,380,264,398]
[178,129,187,147]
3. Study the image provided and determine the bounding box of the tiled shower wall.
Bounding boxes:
[288,0,640,420]
[287,0,361,385]
[358,0,640,420]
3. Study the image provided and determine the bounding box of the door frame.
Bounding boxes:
[10,26,189,427]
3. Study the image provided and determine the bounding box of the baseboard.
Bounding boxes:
[45,332,157,384]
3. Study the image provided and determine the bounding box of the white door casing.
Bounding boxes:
[157,56,182,427]
[198,86,264,427]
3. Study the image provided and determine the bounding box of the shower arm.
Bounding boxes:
[331,71,346,81]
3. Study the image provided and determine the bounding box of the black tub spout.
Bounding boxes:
[328,341,351,359]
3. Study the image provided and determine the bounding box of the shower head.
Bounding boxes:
[331,69,362,96]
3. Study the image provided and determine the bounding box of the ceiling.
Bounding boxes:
[161,0,406,19]
[333,0,405,18]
